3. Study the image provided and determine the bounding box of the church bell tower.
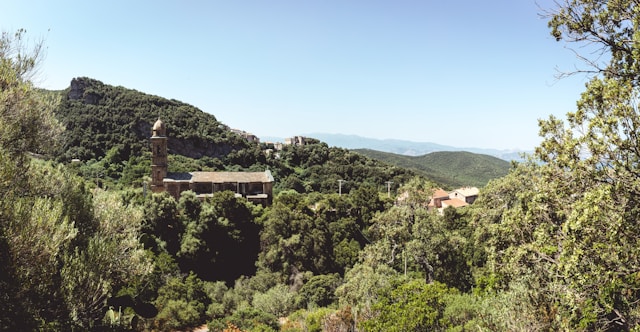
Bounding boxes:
[150,118,168,193]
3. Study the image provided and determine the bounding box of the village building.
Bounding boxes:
[449,187,479,204]
[284,136,307,146]
[230,128,260,143]
[398,186,480,214]
[441,197,470,209]
[427,189,451,209]
[150,119,274,205]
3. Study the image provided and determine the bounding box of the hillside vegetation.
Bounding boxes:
[354,148,511,188]
[54,77,250,162]
[50,77,418,194]
[6,3,640,329]
[52,77,496,193]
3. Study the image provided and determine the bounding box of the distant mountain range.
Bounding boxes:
[263,133,531,161]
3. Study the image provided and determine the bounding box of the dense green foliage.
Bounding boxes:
[271,140,417,194]
[54,76,249,162]
[51,77,419,194]
[354,148,511,188]
[361,279,458,331]
[0,30,152,330]
[7,1,640,330]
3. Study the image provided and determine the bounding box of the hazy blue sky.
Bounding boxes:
[3,0,589,150]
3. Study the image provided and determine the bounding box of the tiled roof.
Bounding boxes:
[191,171,273,183]
[432,189,450,198]
[452,187,479,197]
[441,198,469,208]
[165,170,273,183]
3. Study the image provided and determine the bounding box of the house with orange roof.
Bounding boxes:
[428,188,451,209]
[425,187,480,214]
[398,186,480,214]
[441,198,469,209]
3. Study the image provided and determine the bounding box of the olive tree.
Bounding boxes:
[468,2,640,328]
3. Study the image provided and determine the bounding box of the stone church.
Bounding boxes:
[150,118,274,205]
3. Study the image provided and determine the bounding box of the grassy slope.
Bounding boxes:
[353,149,511,188]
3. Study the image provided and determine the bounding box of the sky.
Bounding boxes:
[2,0,591,150]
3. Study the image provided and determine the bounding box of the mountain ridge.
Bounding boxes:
[263,133,530,161]
[353,148,511,188]
[53,77,249,162]
[52,77,511,190]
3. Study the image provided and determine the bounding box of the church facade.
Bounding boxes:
[150,119,274,205]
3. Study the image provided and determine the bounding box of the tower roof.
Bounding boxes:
[152,118,166,136]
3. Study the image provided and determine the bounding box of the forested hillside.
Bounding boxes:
[354,149,511,188]
[5,2,640,330]
[54,77,250,162]
[50,77,418,194]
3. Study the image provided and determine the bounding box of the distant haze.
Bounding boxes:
[3,1,585,151]
[263,133,531,162]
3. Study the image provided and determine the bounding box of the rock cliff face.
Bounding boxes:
[55,77,249,161]
[67,78,86,100]
[68,77,102,105]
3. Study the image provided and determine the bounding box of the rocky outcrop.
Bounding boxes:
[55,77,248,161]
[68,77,102,105]
[67,78,87,100]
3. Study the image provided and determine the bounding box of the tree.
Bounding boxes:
[3,196,75,329]
[469,163,562,328]
[0,29,67,329]
[348,183,385,227]
[460,3,640,329]
[210,307,279,332]
[363,206,413,272]
[27,161,96,246]
[335,263,396,327]
[547,0,640,82]
[538,1,640,328]
[295,273,341,309]
[258,191,334,280]
[472,83,640,329]
[252,283,297,317]
[61,192,153,328]
[142,192,182,255]
[178,191,261,282]
[61,189,153,328]
[153,272,210,331]
[178,190,202,229]
[0,161,153,329]
[361,278,458,332]
[0,30,63,164]
[407,209,472,291]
